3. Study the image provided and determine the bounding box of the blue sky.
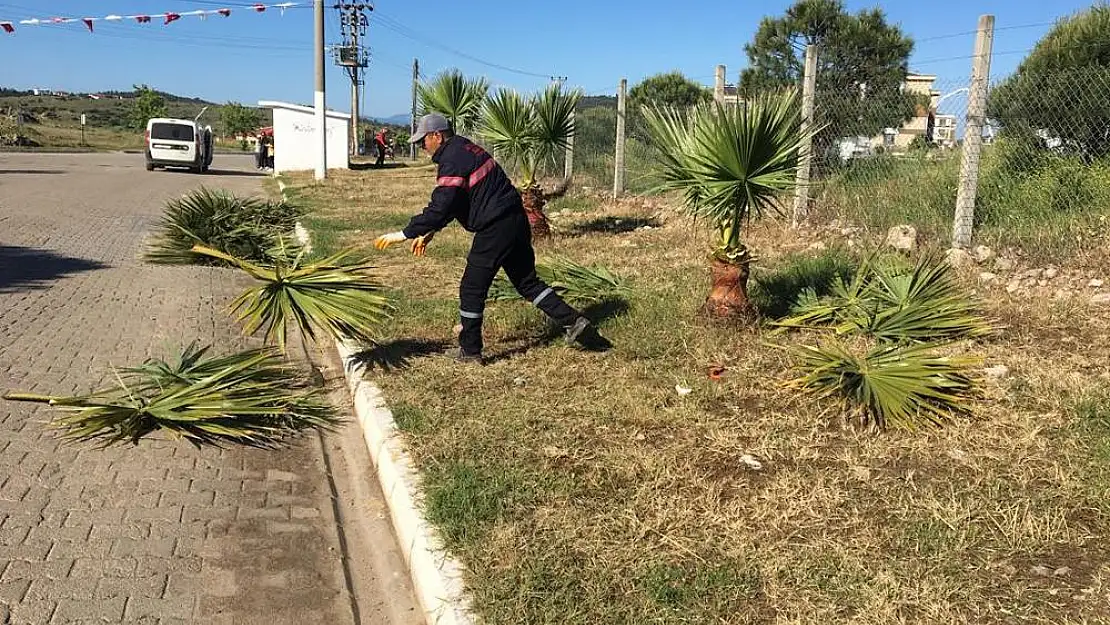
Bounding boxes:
[0,0,1098,119]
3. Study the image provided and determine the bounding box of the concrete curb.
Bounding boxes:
[283,178,473,625]
[334,338,474,625]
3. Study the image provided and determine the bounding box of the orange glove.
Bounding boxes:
[373,231,407,250]
[410,232,434,257]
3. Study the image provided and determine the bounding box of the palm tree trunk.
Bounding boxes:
[521,184,551,239]
[701,258,756,321]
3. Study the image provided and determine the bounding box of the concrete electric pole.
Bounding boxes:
[314,0,327,180]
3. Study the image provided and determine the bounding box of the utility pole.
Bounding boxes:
[953,15,995,250]
[613,78,627,198]
[792,44,817,228]
[410,58,419,160]
[334,3,371,158]
[314,0,326,180]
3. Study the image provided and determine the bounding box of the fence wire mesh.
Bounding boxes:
[569,65,1110,256]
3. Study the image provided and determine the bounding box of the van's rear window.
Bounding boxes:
[150,123,194,141]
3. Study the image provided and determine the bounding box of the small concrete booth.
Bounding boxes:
[258,100,350,173]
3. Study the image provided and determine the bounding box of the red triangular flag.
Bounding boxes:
[82,18,94,32]
[136,15,151,24]
[254,4,266,12]
[0,22,13,33]
[218,8,232,17]
[164,12,181,25]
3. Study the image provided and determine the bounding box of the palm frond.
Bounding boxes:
[145,188,301,265]
[488,257,628,305]
[479,88,535,177]
[531,83,582,169]
[787,339,978,431]
[418,69,489,133]
[3,345,338,448]
[775,254,994,343]
[191,245,392,352]
[865,254,995,342]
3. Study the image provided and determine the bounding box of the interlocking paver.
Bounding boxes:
[1,154,389,624]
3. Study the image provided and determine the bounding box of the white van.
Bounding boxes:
[145,118,213,173]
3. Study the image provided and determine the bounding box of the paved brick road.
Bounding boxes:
[0,153,418,625]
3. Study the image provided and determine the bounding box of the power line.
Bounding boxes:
[370,9,555,80]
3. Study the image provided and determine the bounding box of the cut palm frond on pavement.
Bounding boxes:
[2,344,337,448]
[192,244,392,352]
[145,187,302,265]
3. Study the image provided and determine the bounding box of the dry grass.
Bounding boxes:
[9,123,145,151]
[284,164,1110,624]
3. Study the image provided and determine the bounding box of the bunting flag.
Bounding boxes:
[0,3,301,34]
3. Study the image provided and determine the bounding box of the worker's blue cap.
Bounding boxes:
[411,113,451,143]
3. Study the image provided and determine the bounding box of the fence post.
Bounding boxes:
[714,65,726,105]
[613,78,627,198]
[564,109,575,185]
[952,15,995,250]
[410,58,419,160]
[792,44,818,228]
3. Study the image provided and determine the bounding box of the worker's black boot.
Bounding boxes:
[443,347,484,364]
[564,317,613,352]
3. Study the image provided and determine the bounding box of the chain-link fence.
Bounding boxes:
[809,68,1110,255]
[808,76,972,241]
[570,32,1110,257]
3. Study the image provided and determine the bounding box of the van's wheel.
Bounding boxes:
[145,161,154,172]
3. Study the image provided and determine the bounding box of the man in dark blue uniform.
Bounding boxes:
[374,113,609,362]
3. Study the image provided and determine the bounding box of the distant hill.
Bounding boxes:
[0,86,246,135]
[377,113,411,126]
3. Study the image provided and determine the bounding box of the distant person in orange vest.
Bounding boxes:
[374,127,389,167]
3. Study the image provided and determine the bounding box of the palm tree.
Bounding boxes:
[644,91,817,319]
[417,69,489,135]
[479,83,580,238]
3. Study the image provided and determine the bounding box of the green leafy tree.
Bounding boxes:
[129,85,167,130]
[988,5,1110,161]
[629,72,710,137]
[221,102,262,150]
[739,0,917,159]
